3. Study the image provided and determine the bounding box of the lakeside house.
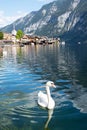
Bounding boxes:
[0,28,60,45]
[4,33,12,41]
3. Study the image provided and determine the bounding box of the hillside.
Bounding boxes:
[0,0,87,43]
[62,0,87,43]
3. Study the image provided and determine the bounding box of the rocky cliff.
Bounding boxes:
[1,0,87,43]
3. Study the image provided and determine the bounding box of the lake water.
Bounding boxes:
[0,44,87,130]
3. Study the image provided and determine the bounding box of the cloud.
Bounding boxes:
[0,10,28,28]
[0,0,54,28]
[37,0,54,3]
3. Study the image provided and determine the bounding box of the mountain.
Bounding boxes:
[62,0,87,43]
[0,0,87,43]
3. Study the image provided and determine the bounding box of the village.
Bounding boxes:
[0,27,60,46]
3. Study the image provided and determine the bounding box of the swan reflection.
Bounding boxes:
[44,109,54,130]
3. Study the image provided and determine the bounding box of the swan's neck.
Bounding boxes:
[46,86,51,97]
[46,86,51,106]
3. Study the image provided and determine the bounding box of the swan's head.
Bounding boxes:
[46,81,56,88]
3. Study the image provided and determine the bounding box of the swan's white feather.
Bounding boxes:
[38,91,48,107]
[38,91,55,109]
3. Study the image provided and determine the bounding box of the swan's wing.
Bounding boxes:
[38,91,55,109]
[38,91,48,108]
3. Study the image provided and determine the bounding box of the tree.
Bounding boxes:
[0,32,4,40]
[16,30,24,41]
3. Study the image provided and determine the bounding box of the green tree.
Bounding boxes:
[16,30,24,41]
[0,32,4,40]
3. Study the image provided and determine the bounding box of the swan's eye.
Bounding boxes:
[51,82,54,85]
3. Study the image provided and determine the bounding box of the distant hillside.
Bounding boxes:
[62,0,87,43]
[0,0,87,44]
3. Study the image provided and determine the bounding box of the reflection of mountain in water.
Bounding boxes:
[20,44,87,113]
[73,93,87,113]
[19,45,87,112]
[65,80,87,113]
[64,45,87,113]
[2,44,87,114]
[29,44,87,114]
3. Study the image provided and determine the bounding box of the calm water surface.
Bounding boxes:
[0,44,87,130]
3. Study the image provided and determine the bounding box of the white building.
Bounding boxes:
[12,29,17,36]
[11,25,17,43]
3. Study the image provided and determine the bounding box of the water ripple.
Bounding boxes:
[0,45,87,130]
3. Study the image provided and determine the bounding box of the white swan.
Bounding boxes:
[38,81,56,109]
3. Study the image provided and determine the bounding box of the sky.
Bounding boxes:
[0,0,54,28]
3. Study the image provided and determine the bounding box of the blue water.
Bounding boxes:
[0,44,87,130]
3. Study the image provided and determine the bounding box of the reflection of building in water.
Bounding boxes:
[0,47,3,57]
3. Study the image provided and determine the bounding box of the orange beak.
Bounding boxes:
[52,84,56,88]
